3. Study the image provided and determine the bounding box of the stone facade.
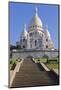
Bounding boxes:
[12,50,59,59]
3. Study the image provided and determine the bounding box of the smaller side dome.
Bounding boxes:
[21,24,28,38]
[45,25,51,39]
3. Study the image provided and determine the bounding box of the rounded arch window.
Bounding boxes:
[23,45,25,48]
[23,39,25,42]
[46,45,48,48]
[35,40,37,46]
[46,38,48,42]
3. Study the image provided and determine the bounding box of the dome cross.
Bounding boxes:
[35,7,38,16]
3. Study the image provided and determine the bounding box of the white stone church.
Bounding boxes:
[16,8,54,50]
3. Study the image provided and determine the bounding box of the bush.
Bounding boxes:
[10,59,17,70]
[10,64,12,70]
[47,58,58,64]
[10,60,12,64]
[34,58,47,63]
[16,58,21,62]
[11,62,16,70]
[40,58,47,63]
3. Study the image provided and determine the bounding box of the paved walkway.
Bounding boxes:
[53,69,58,75]
[10,70,14,79]
[11,59,59,87]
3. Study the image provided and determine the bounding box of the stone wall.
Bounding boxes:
[12,49,59,59]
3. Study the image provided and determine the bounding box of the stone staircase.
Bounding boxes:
[11,59,59,87]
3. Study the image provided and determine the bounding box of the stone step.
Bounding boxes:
[11,59,59,87]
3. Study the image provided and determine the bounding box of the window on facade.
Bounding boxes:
[23,45,25,48]
[30,33,32,36]
[46,45,48,48]
[35,31,37,34]
[34,31,37,37]
[35,40,37,46]
[30,39,33,44]
[35,25,37,27]
[38,39,42,47]
[30,32,34,36]
[46,39,48,42]
[23,39,25,42]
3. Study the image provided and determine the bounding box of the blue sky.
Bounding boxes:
[9,2,59,49]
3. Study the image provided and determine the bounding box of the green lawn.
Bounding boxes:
[33,57,59,69]
[39,58,47,63]
[33,58,47,63]
[45,63,58,69]
[10,58,21,70]
[10,57,59,70]
[33,57,59,63]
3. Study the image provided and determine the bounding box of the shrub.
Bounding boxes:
[11,62,16,70]
[47,58,58,64]
[10,60,12,64]
[10,59,17,70]
[40,58,47,63]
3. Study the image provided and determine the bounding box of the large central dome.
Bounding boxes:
[29,8,43,29]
